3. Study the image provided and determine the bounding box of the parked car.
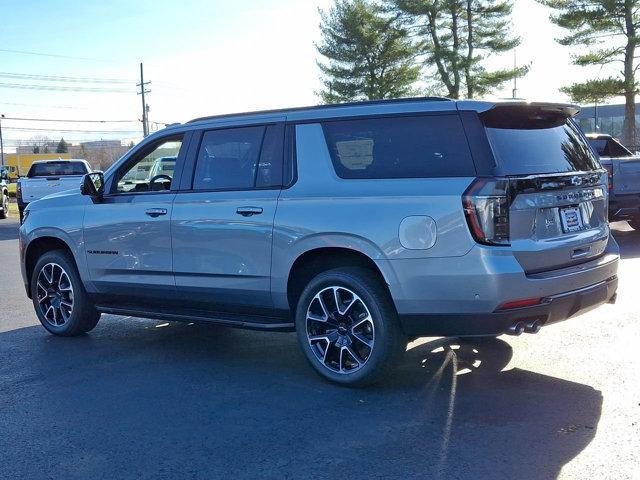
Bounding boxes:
[586,133,640,229]
[0,168,9,220]
[19,98,619,386]
[16,159,91,223]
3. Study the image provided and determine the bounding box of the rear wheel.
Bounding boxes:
[295,267,407,387]
[31,250,100,336]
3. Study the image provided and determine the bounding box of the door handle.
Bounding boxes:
[145,208,168,218]
[236,206,263,217]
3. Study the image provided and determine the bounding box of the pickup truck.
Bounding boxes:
[586,133,640,230]
[16,159,91,223]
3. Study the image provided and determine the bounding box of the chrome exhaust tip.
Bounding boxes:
[524,320,541,334]
[506,322,525,336]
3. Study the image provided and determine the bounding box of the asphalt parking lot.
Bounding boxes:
[0,216,638,480]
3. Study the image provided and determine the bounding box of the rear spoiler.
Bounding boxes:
[458,100,580,118]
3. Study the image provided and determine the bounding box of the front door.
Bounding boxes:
[171,123,284,317]
[83,135,185,307]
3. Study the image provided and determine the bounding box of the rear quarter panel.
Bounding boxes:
[271,123,476,309]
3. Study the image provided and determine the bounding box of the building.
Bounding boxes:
[5,153,72,179]
[576,103,640,144]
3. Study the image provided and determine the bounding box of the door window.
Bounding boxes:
[114,137,183,193]
[192,125,283,191]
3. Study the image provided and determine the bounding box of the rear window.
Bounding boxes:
[482,109,600,174]
[588,137,632,158]
[27,161,88,177]
[322,115,475,179]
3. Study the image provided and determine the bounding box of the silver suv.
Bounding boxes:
[19,98,619,386]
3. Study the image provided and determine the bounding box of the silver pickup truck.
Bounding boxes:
[16,159,91,223]
[586,133,640,230]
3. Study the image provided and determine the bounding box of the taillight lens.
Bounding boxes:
[463,178,510,246]
[603,164,613,190]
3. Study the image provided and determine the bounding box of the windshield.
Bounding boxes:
[27,161,88,177]
[483,111,600,175]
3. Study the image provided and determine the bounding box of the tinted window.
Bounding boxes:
[193,125,282,190]
[322,115,475,179]
[482,110,600,174]
[588,137,632,158]
[589,139,608,156]
[27,161,88,177]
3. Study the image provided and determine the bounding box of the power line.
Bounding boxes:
[3,126,140,134]
[0,48,124,64]
[3,116,138,123]
[0,101,89,110]
[0,82,130,93]
[0,71,134,84]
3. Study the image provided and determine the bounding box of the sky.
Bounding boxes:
[0,0,624,151]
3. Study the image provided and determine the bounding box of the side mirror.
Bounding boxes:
[80,172,105,200]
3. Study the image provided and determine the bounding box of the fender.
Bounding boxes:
[270,230,400,311]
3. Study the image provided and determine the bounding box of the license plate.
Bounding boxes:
[560,206,583,233]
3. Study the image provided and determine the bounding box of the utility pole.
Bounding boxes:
[0,114,5,167]
[137,63,151,137]
[512,50,518,99]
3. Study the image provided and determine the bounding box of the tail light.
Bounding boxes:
[603,164,613,190]
[463,178,510,246]
[16,181,22,202]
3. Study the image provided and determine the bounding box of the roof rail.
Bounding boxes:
[187,96,453,124]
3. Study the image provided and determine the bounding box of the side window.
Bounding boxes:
[193,124,283,191]
[115,137,183,193]
[322,115,475,179]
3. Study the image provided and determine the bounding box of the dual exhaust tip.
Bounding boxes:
[506,320,541,336]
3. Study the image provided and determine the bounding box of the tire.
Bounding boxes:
[0,192,7,220]
[295,267,407,387]
[30,250,101,336]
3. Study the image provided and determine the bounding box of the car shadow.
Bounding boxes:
[0,319,602,479]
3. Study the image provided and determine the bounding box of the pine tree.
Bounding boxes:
[317,0,420,103]
[56,138,68,154]
[538,0,640,146]
[388,0,527,98]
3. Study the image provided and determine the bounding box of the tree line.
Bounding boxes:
[316,0,640,146]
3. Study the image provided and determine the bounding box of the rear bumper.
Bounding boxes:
[399,275,618,336]
[378,237,619,337]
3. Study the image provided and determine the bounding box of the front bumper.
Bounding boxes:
[399,275,618,336]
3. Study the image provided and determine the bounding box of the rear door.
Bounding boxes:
[171,122,284,317]
[480,105,609,273]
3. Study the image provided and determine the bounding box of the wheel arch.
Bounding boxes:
[24,234,79,297]
[285,246,394,314]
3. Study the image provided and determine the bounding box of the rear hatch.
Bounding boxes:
[479,104,608,273]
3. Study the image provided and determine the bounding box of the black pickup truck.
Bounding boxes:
[586,133,640,230]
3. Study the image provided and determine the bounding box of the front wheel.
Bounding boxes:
[31,250,101,336]
[295,267,407,387]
